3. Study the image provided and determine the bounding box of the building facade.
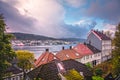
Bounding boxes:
[86,30,112,62]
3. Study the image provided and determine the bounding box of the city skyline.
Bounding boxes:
[0,0,119,38]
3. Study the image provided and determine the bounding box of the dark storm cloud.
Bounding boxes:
[63,21,97,38]
[0,0,108,38]
[86,0,120,23]
[0,1,36,32]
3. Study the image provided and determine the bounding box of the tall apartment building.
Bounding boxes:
[86,30,112,62]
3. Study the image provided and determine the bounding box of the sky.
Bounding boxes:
[0,0,120,38]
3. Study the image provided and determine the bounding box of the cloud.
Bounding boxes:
[0,0,96,38]
[86,0,120,23]
[0,1,36,33]
[103,23,116,36]
[0,0,68,37]
[64,20,97,38]
[1,0,115,38]
[64,0,86,8]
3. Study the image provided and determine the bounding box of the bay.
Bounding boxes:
[12,44,76,59]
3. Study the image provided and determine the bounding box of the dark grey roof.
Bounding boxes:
[27,59,92,80]
[115,74,120,80]
[104,73,114,80]
[5,65,22,74]
[63,59,92,76]
[86,44,101,53]
[92,30,111,40]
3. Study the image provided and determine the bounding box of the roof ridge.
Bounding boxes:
[92,30,102,40]
[36,52,48,66]
[47,52,51,63]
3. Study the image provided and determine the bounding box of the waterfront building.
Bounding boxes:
[73,43,101,66]
[56,30,112,66]
[86,30,112,62]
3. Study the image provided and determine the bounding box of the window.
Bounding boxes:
[91,55,92,58]
[75,47,78,50]
[92,60,97,66]
[42,58,45,61]
[54,57,57,59]
[57,63,64,70]
[83,57,85,60]
[86,56,89,59]
[12,77,15,80]
[66,54,69,58]
[75,53,79,56]
[97,54,100,56]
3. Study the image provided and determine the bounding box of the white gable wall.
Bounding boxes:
[87,32,102,50]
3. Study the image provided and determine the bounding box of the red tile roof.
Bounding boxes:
[73,43,93,56]
[56,49,82,61]
[35,51,59,67]
[91,30,111,40]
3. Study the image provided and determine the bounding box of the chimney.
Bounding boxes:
[84,42,86,45]
[69,46,72,49]
[46,49,49,52]
[102,30,104,34]
[62,46,64,50]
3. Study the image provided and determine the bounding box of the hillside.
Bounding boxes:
[10,32,85,42]
[11,33,56,40]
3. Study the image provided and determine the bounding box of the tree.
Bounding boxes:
[85,62,93,71]
[92,69,104,80]
[104,31,113,39]
[92,76,104,80]
[93,61,113,77]
[16,50,35,79]
[0,14,16,79]
[112,23,120,76]
[64,69,84,80]
[94,68,103,76]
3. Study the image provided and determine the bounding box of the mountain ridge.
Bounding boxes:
[10,32,85,42]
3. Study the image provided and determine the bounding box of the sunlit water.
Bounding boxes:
[12,44,76,59]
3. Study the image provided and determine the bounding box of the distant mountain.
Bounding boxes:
[59,38,85,42]
[11,32,56,40]
[10,32,85,42]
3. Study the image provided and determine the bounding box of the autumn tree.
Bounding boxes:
[0,14,16,79]
[16,50,35,79]
[93,61,113,77]
[112,23,120,76]
[92,68,104,80]
[92,76,104,80]
[64,69,84,80]
[104,31,113,39]
[85,62,93,71]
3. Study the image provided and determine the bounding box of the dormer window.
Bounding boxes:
[42,58,45,61]
[75,47,78,50]
[57,63,64,70]
[54,57,57,59]
[66,54,69,58]
[75,53,79,56]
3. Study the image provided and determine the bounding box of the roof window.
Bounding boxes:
[75,53,79,56]
[66,54,69,58]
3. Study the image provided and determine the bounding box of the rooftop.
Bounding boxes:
[91,30,111,40]
[35,50,59,67]
[73,43,93,56]
[56,49,82,61]
[86,43,101,53]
